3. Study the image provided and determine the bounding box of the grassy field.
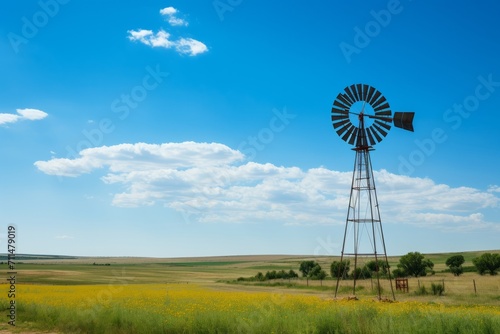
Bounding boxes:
[0,251,499,333]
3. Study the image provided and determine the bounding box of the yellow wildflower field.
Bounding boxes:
[4,283,500,333]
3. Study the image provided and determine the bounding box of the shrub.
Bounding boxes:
[330,260,350,279]
[472,253,500,275]
[431,283,445,296]
[445,255,465,277]
[391,268,406,278]
[414,285,428,296]
[397,252,434,277]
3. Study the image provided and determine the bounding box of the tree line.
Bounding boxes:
[238,252,499,283]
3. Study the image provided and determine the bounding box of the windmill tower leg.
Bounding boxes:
[334,145,396,301]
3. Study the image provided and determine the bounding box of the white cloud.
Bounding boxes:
[488,185,500,193]
[160,6,188,26]
[127,29,175,48]
[159,7,176,15]
[176,38,208,56]
[128,6,208,56]
[0,108,48,125]
[34,141,500,232]
[35,142,243,177]
[127,29,207,56]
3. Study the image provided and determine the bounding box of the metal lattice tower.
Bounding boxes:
[330,84,414,300]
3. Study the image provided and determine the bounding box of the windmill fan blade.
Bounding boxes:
[342,125,356,142]
[332,107,349,117]
[372,123,388,137]
[333,118,350,129]
[393,112,415,132]
[361,84,369,101]
[338,94,352,107]
[348,84,359,101]
[375,110,392,116]
[348,127,359,145]
[368,90,382,106]
[374,102,390,112]
[332,115,349,121]
[356,84,363,100]
[367,115,392,122]
[365,127,376,146]
[371,126,383,143]
[374,120,391,131]
[333,99,349,110]
[372,95,387,110]
[366,85,376,104]
[336,122,352,137]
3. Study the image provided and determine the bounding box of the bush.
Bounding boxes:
[391,268,406,278]
[414,285,428,296]
[330,260,350,279]
[472,253,500,275]
[366,260,389,275]
[351,266,372,279]
[446,255,465,277]
[397,252,434,277]
[431,283,445,296]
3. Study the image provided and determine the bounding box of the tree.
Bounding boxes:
[288,269,298,279]
[366,260,389,275]
[445,255,465,276]
[472,253,500,275]
[276,270,288,279]
[299,260,319,286]
[315,269,328,286]
[351,266,372,279]
[299,261,317,277]
[265,270,277,280]
[397,252,434,277]
[330,260,350,279]
[391,268,406,278]
[255,272,265,281]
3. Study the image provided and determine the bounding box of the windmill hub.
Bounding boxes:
[348,101,375,127]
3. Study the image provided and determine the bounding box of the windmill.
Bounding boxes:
[331,84,414,300]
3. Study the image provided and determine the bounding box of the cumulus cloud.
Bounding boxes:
[0,108,48,125]
[128,6,208,56]
[175,38,208,56]
[488,185,500,193]
[160,6,188,26]
[128,29,175,48]
[34,141,500,232]
[35,142,243,177]
[127,29,208,56]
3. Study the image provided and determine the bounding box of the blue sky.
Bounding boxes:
[1,1,499,257]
